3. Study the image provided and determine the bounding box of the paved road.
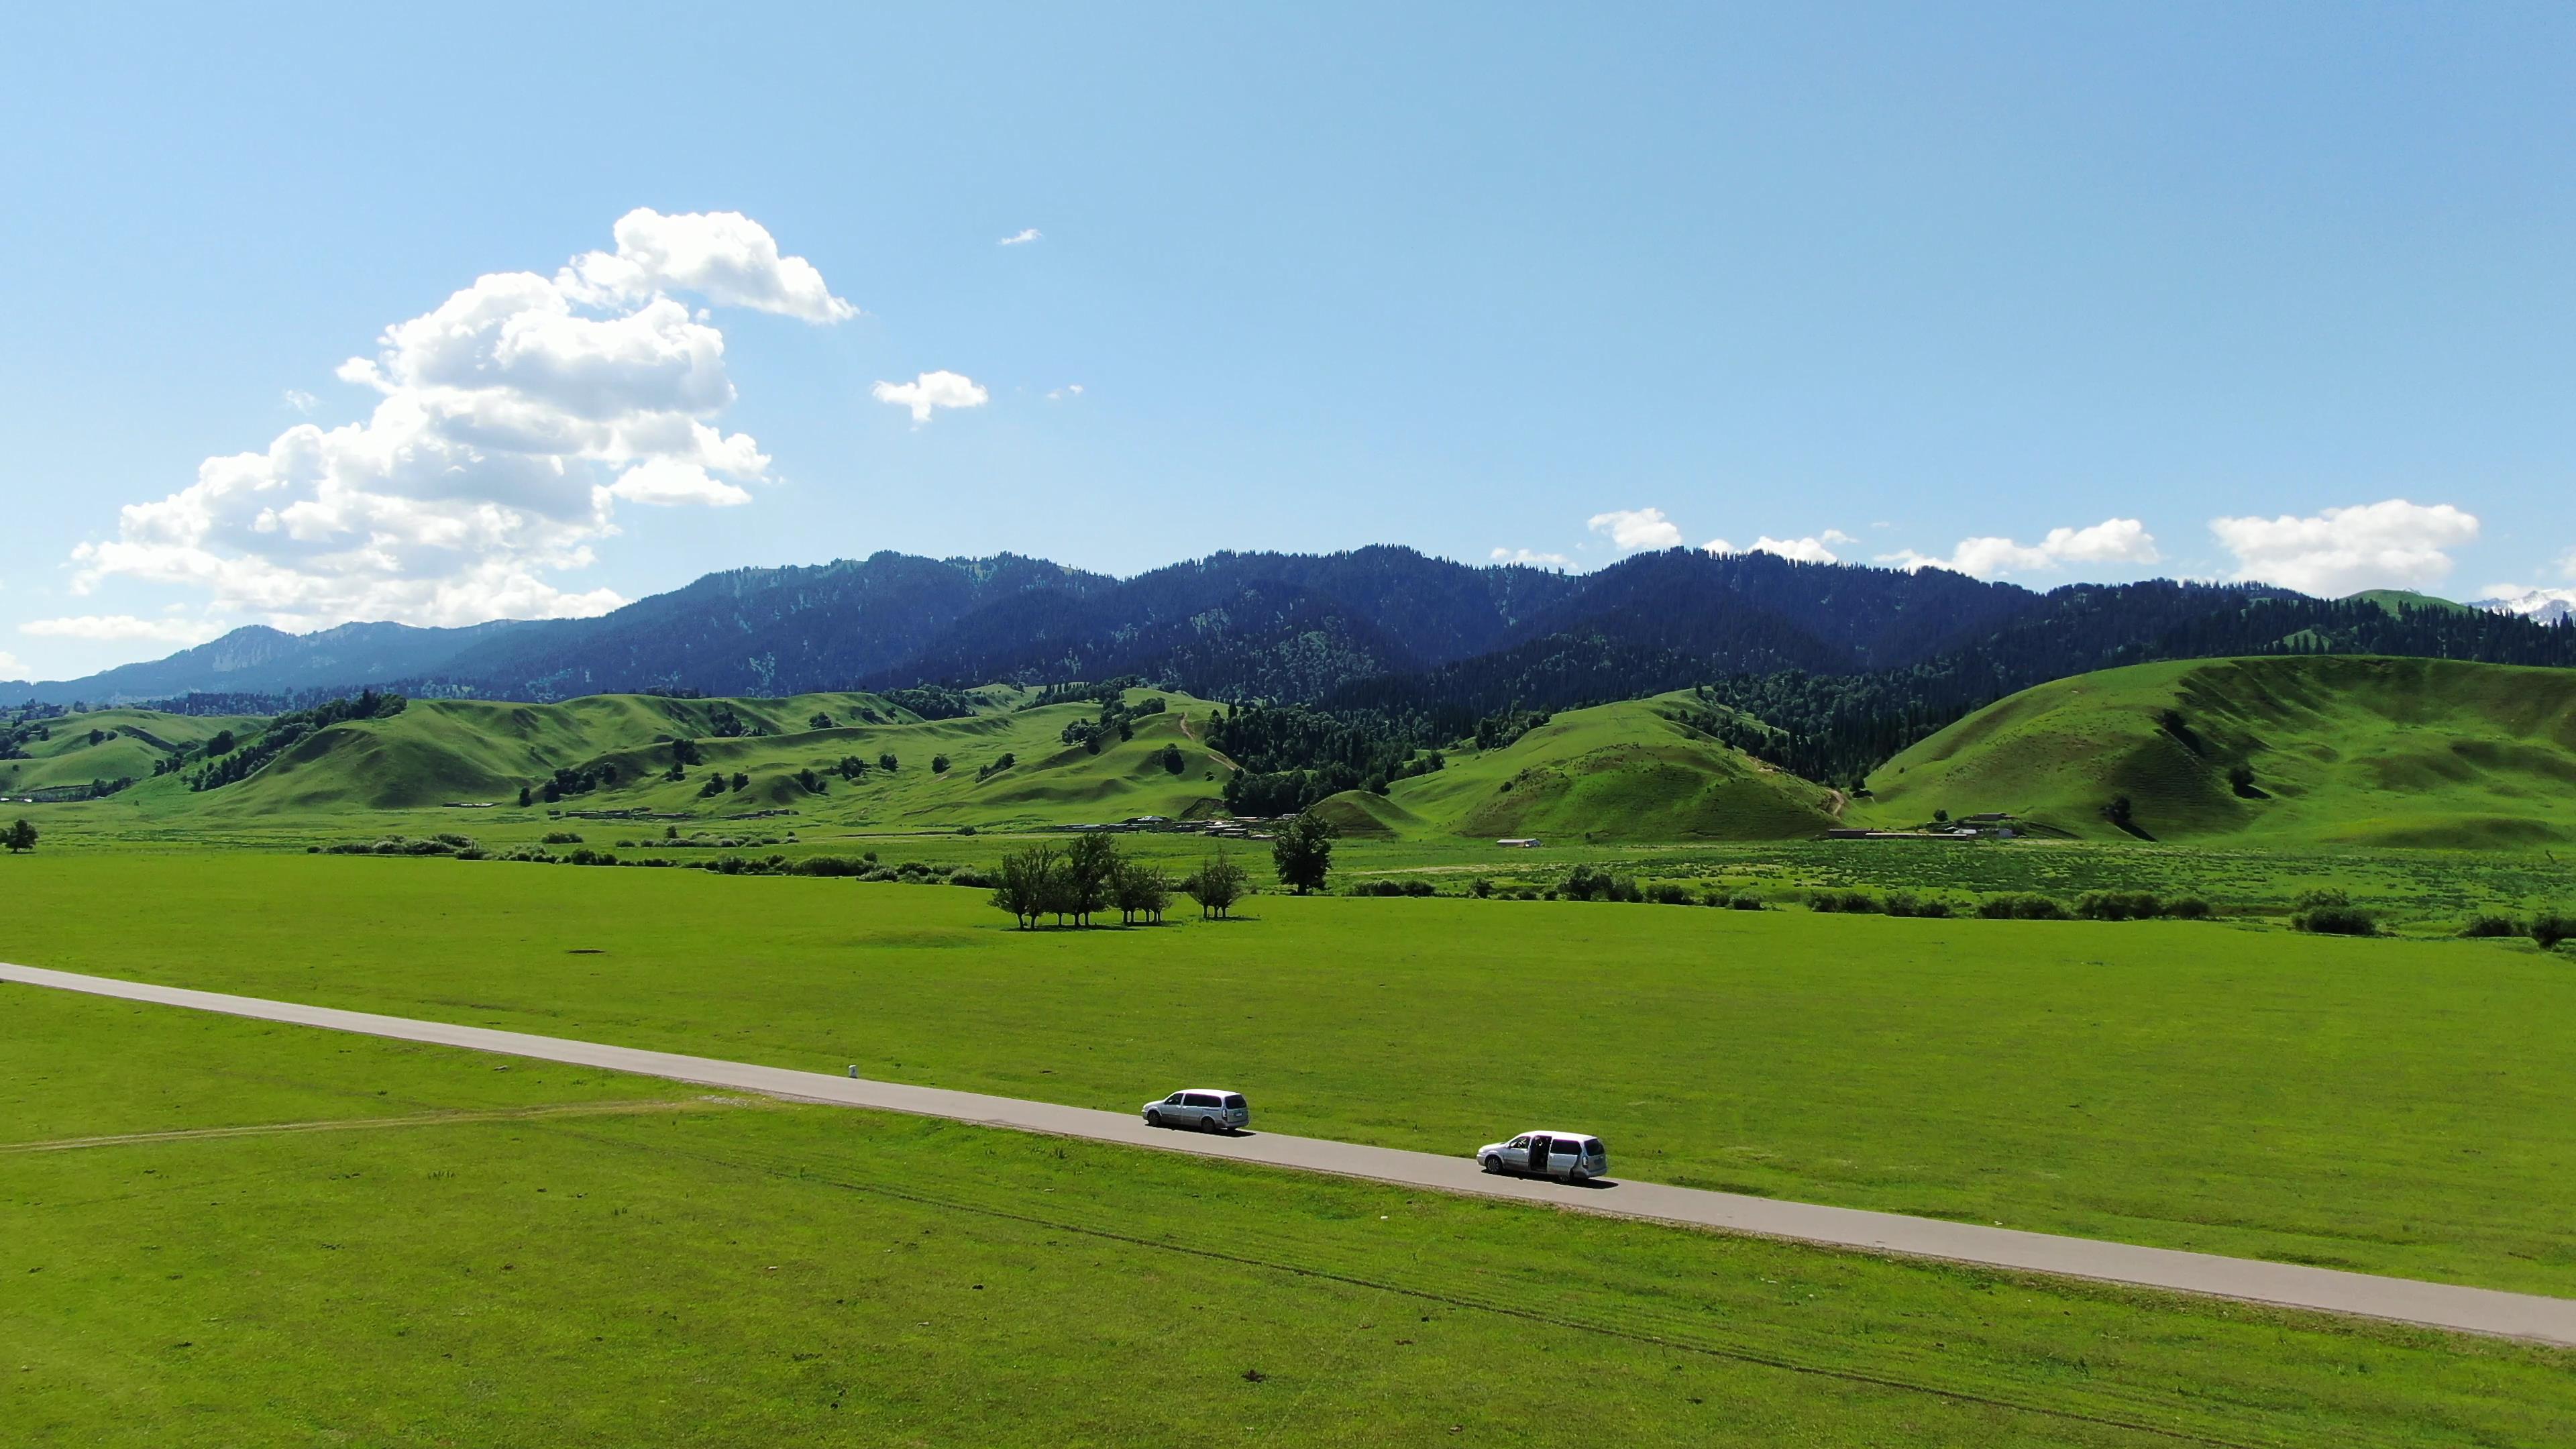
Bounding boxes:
[9,960,2573,1348]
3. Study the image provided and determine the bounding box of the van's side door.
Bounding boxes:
[1503,1134,1533,1171]
[1184,1092,1218,1125]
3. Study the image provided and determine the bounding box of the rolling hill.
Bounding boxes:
[34,686,1242,831]
[1856,655,2576,847]
[1353,692,1840,843]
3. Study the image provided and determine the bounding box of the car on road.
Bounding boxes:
[1478,1131,1607,1181]
[1144,1089,1250,1133]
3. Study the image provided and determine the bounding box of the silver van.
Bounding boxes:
[1477,1130,1607,1182]
[1144,1089,1250,1133]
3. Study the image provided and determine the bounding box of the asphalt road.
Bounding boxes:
[9,959,2572,1348]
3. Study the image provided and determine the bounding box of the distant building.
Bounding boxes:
[1497,837,1542,848]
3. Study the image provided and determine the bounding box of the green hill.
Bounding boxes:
[1857,655,2576,847]
[46,687,1238,830]
[2,708,266,797]
[1378,692,1839,842]
[2345,589,2477,618]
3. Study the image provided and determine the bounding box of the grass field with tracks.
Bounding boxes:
[7,984,2571,1447]
[6,853,2572,1299]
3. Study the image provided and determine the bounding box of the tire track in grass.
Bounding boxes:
[552,1122,2443,1449]
[0,1097,741,1154]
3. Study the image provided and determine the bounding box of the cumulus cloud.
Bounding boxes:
[559,208,856,323]
[1491,547,1572,568]
[1707,534,1844,564]
[872,370,989,424]
[2208,499,2478,595]
[67,209,850,633]
[1046,383,1085,401]
[21,614,230,645]
[1879,517,2161,579]
[282,389,317,413]
[0,650,23,678]
[998,228,1044,246]
[1587,508,1682,551]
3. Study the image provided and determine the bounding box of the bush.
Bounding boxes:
[2531,914,2576,951]
[2165,897,2214,920]
[1470,877,1493,899]
[1977,894,2070,920]
[2459,914,2522,938]
[792,855,870,877]
[947,866,995,889]
[2076,890,2166,922]
[1807,890,1880,914]
[1348,879,1438,898]
[1644,882,1694,906]
[1882,892,1954,919]
[2290,890,2375,936]
[1725,893,1767,911]
[541,830,585,845]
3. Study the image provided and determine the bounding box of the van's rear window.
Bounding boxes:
[1223,1095,1246,1109]
[1582,1140,1604,1153]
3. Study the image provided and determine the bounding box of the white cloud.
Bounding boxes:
[1879,517,2161,580]
[1587,507,1682,551]
[999,228,1044,246]
[1046,383,1085,401]
[66,209,849,633]
[1705,534,1845,564]
[21,614,229,645]
[1491,547,1572,568]
[559,208,856,323]
[606,459,752,508]
[2208,499,2478,596]
[872,370,989,424]
[0,651,23,678]
[282,389,317,413]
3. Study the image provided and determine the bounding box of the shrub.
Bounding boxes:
[1644,882,1694,906]
[2165,897,2214,920]
[2076,891,2165,922]
[2290,890,2375,937]
[947,866,995,890]
[2531,914,2576,951]
[1349,879,1438,898]
[1470,877,1493,899]
[1808,890,1880,914]
[2459,914,2522,938]
[1726,893,1767,911]
[1882,892,1954,919]
[541,830,585,845]
[793,855,869,877]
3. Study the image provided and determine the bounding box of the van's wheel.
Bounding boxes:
[1200,1115,1222,1134]
[1481,1155,1501,1174]
[1145,1111,1163,1128]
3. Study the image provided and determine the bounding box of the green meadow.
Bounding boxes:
[7,984,2571,1447]
[7,853,2573,1299]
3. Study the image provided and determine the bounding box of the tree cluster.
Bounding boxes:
[988,835,1183,928]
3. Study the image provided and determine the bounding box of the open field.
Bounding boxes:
[7,983,2572,1446]
[5,853,2573,1300]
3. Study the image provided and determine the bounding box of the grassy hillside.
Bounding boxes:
[1859,655,2576,847]
[1376,692,1837,842]
[48,687,1236,830]
[1,707,266,796]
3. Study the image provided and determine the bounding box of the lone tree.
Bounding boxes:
[4,818,37,853]
[1184,849,1249,920]
[877,752,899,773]
[930,754,952,775]
[1271,809,1338,895]
[1061,834,1120,926]
[1112,858,1174,924]
[989,844,1061,930]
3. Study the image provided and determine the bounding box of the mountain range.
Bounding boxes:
[14,549,2574,756]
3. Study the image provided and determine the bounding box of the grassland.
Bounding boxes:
[8,983,2573,1447]
[1860,655,2576,848]
[6,853,2573,1301]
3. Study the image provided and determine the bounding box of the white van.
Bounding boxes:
[1143,1089,1250,1133]
[1477,1131,1607,1181]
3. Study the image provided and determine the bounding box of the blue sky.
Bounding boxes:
[3,4,2571,680]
